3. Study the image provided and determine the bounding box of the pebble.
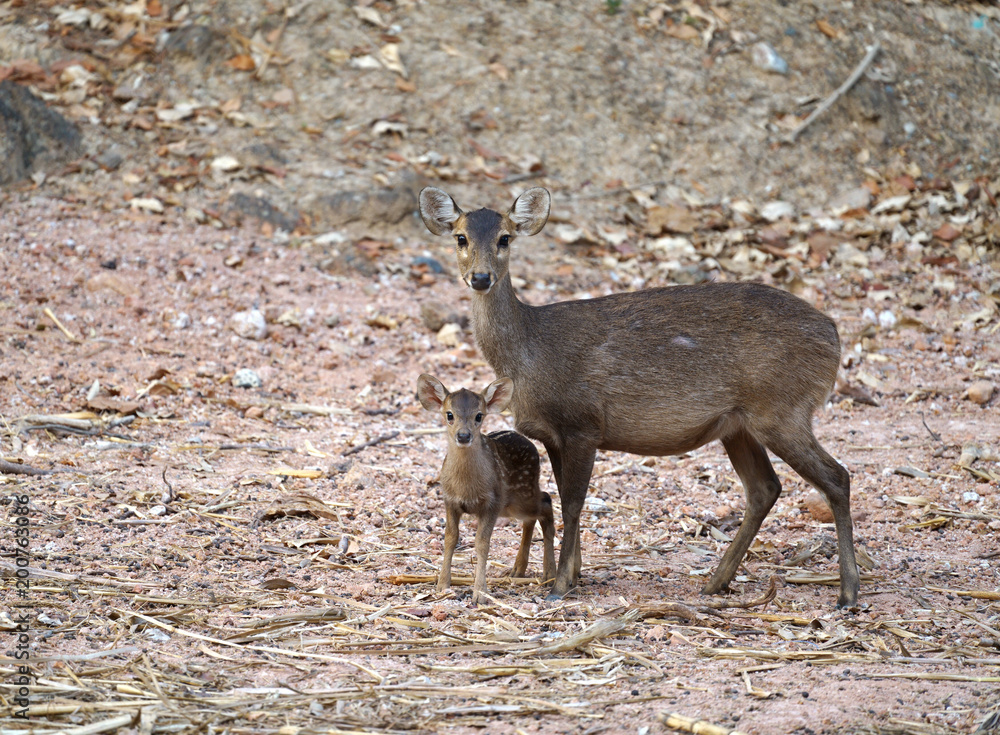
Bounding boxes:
[230,309,268,340]
[760,200,795,222]
[962,491,981,503]
[420,301,466,332]
[878,310,897,329]
[828,187,872,212]
[966,380,995,405]
[232,368,263,389]
[584,497,610,513]
[437,323,462,347]
[750,42,788,74]
[803,491,834,523]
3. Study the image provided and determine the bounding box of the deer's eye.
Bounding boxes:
[497,235,509,250]
[446,412,454,422]
[456,234,468,248]
[475,413,483,423]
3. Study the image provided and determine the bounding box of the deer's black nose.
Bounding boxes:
[456,431,473,445]
[470,273,492,291]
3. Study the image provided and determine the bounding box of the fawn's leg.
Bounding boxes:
[512,520,534,577]
[438,504,461,593]
[471,509,499,603]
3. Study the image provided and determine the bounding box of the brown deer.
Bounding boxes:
[418,187,860,608]
[417,373,556,603]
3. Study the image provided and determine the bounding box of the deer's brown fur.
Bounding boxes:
[419,187,860,608]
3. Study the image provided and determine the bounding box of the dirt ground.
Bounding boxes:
[2,2,1000,734]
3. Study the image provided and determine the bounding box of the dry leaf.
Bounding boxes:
[664,23,700,41]
[933,223,962,242]
[488,62,509,80]
[379,44,407,77]
[354,5,386,28]
[816,19,842,39]
[226,54,256,71]
[325,48,350,65]
[646,205,698,235]
[129,197,164,213]
[268,467,325,479]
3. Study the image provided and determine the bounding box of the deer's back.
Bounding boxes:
[489,282,841,453]
[487,430,541,489]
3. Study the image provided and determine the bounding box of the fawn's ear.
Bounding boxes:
[416,374,448,410]
[419,187,462,235]
[483,377,514,414]
[507,187,550,236]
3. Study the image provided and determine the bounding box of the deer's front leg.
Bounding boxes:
[438,504,461,593]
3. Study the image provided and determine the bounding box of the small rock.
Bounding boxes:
[712,504,733,520]
[967,380,995,405]
[371,367,396,384]
[760,201,795,222]
[962,491,981,503]
[436,323,462,347]
[173,312,191,329]
[412,255,444,274]
[310,173,420,228]
[210,155,241,172]
[750,42,788,74]
[245,406,265,419]
[420,301,466,332]
[803,491,834,523]
[226,193,299,232]
[933,223,962,242]
[230,309,268,340]
[342,462,375,490]
[828,187,872,213]
[232,368,263,389]
[878,310,897,329]
[95,148,125,171]
[584,497,610,513]
[0,80,83,186]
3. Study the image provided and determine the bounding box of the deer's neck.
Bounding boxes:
[441,441,499,505]
[470,275,534,378]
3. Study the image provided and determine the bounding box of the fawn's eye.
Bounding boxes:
[446,412,454,422]
[456,234,468,248]
[497,235,509,250]
[475,413,483,423]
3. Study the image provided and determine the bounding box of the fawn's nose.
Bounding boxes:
[455,430,473,445]
[469,272,492,292]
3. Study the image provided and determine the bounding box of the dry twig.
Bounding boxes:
[787,42,881,143]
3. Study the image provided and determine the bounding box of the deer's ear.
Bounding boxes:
[507,188,550,236]
[416,374,448,410]
[419,187,462,235]
[483,377,514,414]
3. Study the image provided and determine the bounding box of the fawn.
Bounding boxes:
[419,186,860,608]
[417,373,556,603]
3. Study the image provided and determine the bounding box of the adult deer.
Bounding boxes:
[419,186,859,607]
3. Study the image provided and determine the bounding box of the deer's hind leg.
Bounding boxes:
[767,430,858,607]
[703,429,782,596]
